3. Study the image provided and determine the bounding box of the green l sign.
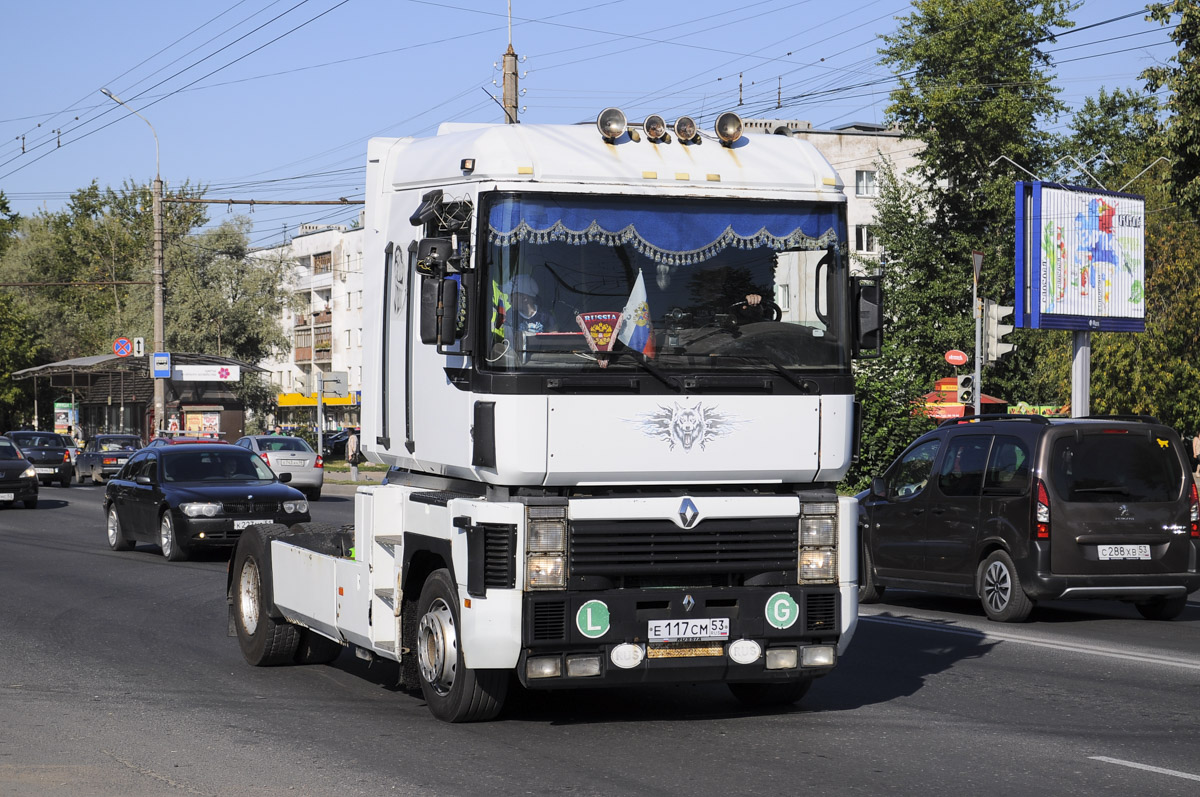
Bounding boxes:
[576,600,610,638]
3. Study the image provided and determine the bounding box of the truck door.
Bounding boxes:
[867,437,942,577]
[924,433,992,586]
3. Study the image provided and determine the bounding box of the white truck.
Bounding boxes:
[228,109,882,722]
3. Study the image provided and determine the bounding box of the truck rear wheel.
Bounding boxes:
[232,524,299,665]
[728,677,813,707]
[416,569,508,722]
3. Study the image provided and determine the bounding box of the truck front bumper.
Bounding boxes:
[517,585,840,689]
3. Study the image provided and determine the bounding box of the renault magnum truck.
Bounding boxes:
[228,109,882,722]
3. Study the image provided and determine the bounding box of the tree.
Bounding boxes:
[1144,0,1200,217]
[845,0,1076,488]
[0,293,44,430]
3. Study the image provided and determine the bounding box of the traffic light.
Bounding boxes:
[957,375,974,404]
[983,299,1016,363]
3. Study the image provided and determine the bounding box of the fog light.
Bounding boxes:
[596,107,627,141]
[566,654,602,677]
[727,638,762,665]
[714,111,743,145]
[802,645,836,668]
[674,115,697,142]
[765,648,798,670]
[197,532,206,539]
[799,549,836,582]
[526,554,565,589]
[526,656,562,679]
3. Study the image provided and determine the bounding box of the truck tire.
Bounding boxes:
[232,524,300,665]
[978,550,1033,622]
[106,506,133,551]
[416,569,508,722]
[858,546,885,604]
[294,627,344,664]
[728,676,813,707]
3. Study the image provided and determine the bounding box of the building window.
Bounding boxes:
[855,170,877,197]
[313,251,332,274]
[856,225,878,253]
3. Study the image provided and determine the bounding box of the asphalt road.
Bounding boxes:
[1,484,1198,797]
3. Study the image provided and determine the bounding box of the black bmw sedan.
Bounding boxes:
[103,444,311,561]
[0,435,39,509]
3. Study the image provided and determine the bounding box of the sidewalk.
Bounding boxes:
[322,469,387,496]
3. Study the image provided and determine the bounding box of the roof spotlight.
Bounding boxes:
[643,114,667,141]
[674,116,698,143]
[596,107,627,142]
[715,111,743,146]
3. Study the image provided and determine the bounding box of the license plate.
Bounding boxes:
[234,519,272,530]
[35,467,55,474]
[1098,544,1151,561]
[648,618,730,642]
[0,493,13,501]
[278,459,303,466]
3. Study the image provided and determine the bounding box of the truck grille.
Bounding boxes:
[570,518,797,579]
[483,524,516,588]
[531,600,567,641]
[806,593,837,632]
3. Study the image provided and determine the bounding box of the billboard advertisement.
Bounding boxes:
[1015,182,1145,332]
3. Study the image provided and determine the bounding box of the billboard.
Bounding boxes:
[1015,182,1145,332]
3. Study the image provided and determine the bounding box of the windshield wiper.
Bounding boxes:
[607,350,682,391]
[723,354,808,391]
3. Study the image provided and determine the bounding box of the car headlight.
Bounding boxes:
[180,502,222,518]
[21,465,36,479]
[283,499,309,514]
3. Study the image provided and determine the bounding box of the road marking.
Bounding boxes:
[1089,756,1200,783]
[859,613,1200,671]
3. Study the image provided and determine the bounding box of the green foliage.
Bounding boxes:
[1144,1,1200,217]
[0,293,45,430]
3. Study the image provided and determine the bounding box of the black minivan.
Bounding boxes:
[858,415,1200,622]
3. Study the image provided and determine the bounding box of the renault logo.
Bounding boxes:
[682,594,696,612]
[678,497,700,528]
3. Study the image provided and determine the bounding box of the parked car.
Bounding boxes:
[0,435,39,508]
[858,415,1200,623]
[233,435,324,501]
[145,434,230,448]
[5,430,72,487]
[75,434,142,484]
[103,444,310,561]
[322,429,357,460]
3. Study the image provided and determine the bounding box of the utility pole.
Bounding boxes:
[101,88,166,433]
[502,0,518,124]
[972,251,983,416]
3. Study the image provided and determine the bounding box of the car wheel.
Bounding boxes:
[416,569,508,722]
[22,498,37,509]
[1135,595,1187,621]
[308,487,321,502]
[75,466,86,485]
[728,677,813,707]
[159,512,189,562]
[106,506,133,552]
[232,524,299,665]
[59,475,70,488]
[978,550,1033,622]
[858,545,885,604]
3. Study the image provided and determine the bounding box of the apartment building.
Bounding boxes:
[256,220,364,432]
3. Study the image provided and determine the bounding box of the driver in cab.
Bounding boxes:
[504,275,558,334]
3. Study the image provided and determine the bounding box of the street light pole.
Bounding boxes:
[100,88,165,432]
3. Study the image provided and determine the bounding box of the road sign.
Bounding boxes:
[152,353,172,379]
[133,337,145,357]
[113,337,132,357]
[945,349,968,367]
[322,371,349,398]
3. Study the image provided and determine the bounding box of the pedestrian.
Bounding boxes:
[273,424,283,435]
[1192,430,1200,479]
[347,429,360,482]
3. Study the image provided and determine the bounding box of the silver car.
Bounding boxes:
[233,435,324,500]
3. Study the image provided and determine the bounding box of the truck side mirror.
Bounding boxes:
[416,237,453,275]
[420,277,460,346]
[853,275,883,358]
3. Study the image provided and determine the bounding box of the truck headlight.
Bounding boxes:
[525,505,568,590]
[180,502,222,518]
[798,502,838,583]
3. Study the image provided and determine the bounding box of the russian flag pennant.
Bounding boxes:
[617,270,656,357]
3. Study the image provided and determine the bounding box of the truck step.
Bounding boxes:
[374,534,404,545]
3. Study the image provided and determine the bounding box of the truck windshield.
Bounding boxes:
[480,192,850,374]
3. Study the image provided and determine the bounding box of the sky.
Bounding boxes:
[0,0,1172,250]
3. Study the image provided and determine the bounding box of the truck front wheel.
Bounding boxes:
[416,569,508,722]
[232,525,299,665]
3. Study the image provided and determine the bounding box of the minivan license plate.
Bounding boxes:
[1097,544,1150,561]
[648,618,730,642]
